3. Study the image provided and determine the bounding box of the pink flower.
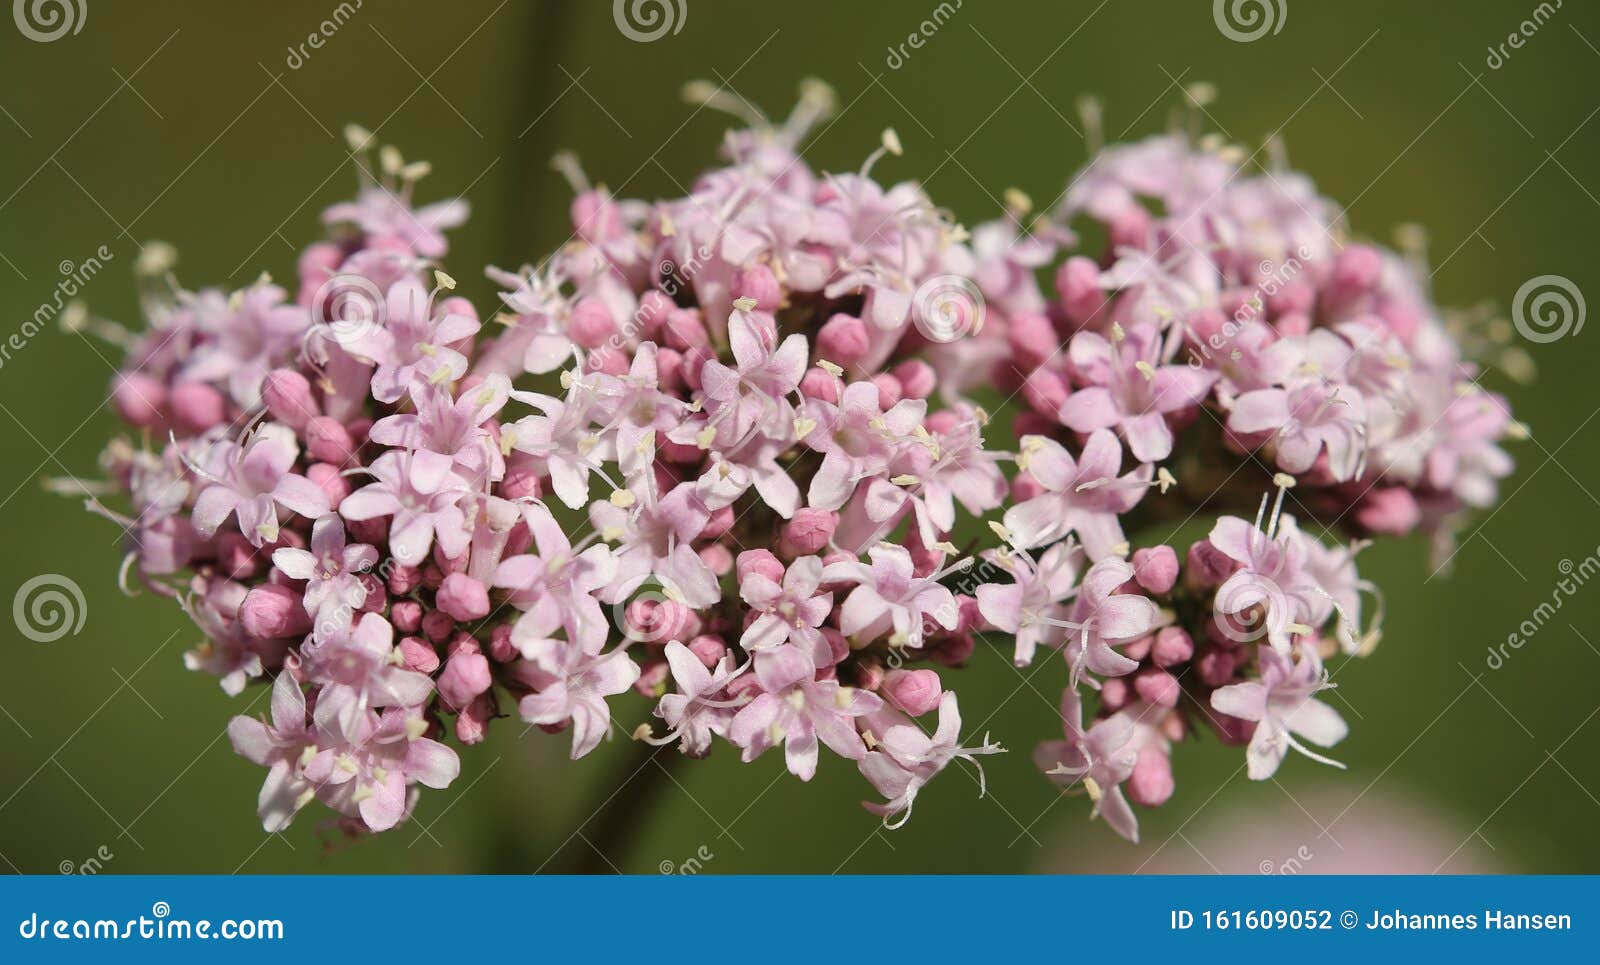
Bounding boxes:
[226,672,316,832]
[976,541,1082,667]
[652,641,747,757]
[181,281,310,408]
[301,612,435,741]
[859,692,1003,828]
[803,381,927,512]
[339,449,472,566]
[589,482,719,608]
[696,305,808,446]
[823,543,960,650]
[1229,379,1368,481]
[1060,558,1159,683]
[518,646,641,759]
[1002,429,1150,558]
[303,705,461,832]
[1034,687,1141,842]
[496,502,616,654]
[729,677,883,781]
[322,184,468,259]
[190,424,330,547]
[340,277,481,404]
[368,375,509,484]
[739,555,833,688]
[1059,322,1214,461]
[1210,646,1347,780]
[270,515,377,639]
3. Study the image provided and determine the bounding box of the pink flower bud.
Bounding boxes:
[635,290,673,339]
[625,598,699,644]
[1195,647,1237,687]
[1106,204,1152,251]
[1134,668,1181,708]
[499,451,544,500]
[488,624,518,663]
[400,635,440,674]
[891,359,936,400]
[1266,280,1315,318]
[735,264,782,311]
[871,373,903,408]
[699,542,734,576]
[655,347,685,391]
[169,381,226,433]
[390,599,423,634]
[663,308,709,351]
[304,462,351,506]
[1274,311,1311,337]
[1151,626,1194,667]
[436,573,490,622]
[455,694,495,745]
[1332,244,1382,296]
[421,609,455,644]
[386,562,421,596]
[1126,743,1174,807]
[799,366,843,403]
[1008,310,1058,368]
[569,298,616,348]
[111,372,166,429]
[1011,470,1045,502]
[438,638,492,710]
[1100,676,1131,711]
[883,668,943,716]
[687,634,727,668]
[1131,545,1179,594]
[1356,486,1421,536]
[779,508,837,556]
[816,313,870,365]
[821,627,850,665]
[1022,368,1071,417]
[1185,539,1235,590]
[216,533,262,581]
[304,416,357,464]
[239,584,310,639]
[736,549,785,585]
[1055,256,1106,325]
[262,369,320,430]
[585,344,629,376]
[699,505,734,540]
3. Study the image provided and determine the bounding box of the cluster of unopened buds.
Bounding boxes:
[65,80,1521,842]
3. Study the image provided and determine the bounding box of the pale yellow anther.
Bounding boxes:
[816,359,844,378]
[932,540,959,556]
[1272,472,1297,490]
[988,520,1013,543]
[659,210,676,237]
[834,686,856,709]
[881,128,903,156]
[609,489,636,508]
[695,426,717,449]
[636,429,655,455]
[402,160,432,182]
[559,369,575,390]
[1110,321,1126,343]
[890,474,920,487]
[1110,541,1130,558]
[405,716,429,741]
[428,365,453,386]
[1134,360,1157,381]
[380,145,404,176]
[295,787,317,809]
[499,426,518,456]
[343,124,373,152]
[1156,466,1177,494]
[632,723,655,741]
[732,296,758,312]
[1505,420,1530,440]
[577,434,600,455]
[793,416,818,439]
[351,784,376,805]
[1004,187,1033,216]
[434,269,457,291]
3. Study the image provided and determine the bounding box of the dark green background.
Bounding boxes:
[2,0,1597,873]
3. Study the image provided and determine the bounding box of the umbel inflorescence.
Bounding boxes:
[67,82,1520,842]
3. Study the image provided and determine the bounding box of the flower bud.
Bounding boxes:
[239,583,311,639]
[436,573,490,622]
[816,313,870,365]
[883,668,942,716]
[304,416,357,464]
[1131,545,1179,595]
[170,381,226,433]
[438,638,492,710]
[262,369,320,430]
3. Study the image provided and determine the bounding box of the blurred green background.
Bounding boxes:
[2,0,1598,874]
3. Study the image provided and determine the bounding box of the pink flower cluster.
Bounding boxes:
[74,85,1518,842]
